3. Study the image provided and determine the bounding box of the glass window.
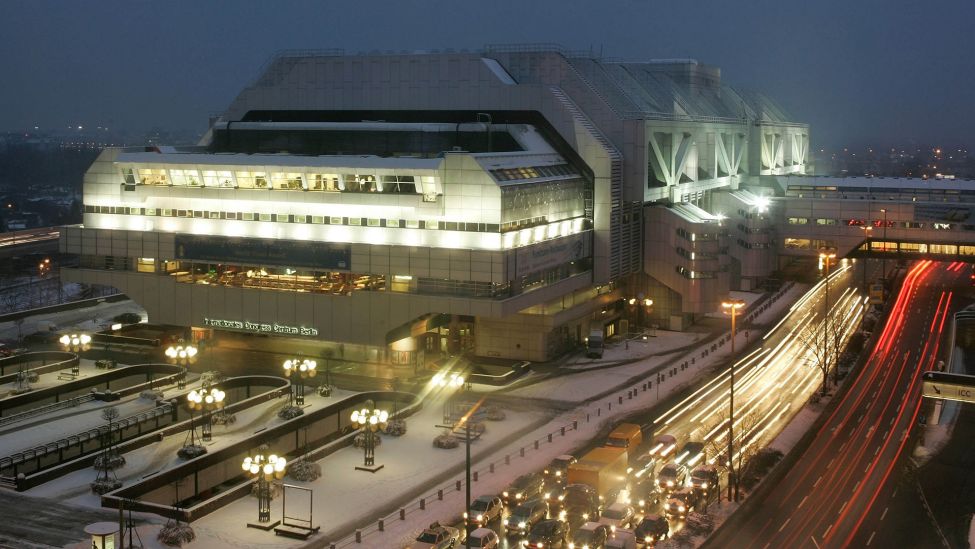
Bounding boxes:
[259,213,272,222]
[201,169,233,188]
[137,168,169,186]
[235,171,268,189]
[386,219,401,228]
[312,216,324,224]
[349,217,362,226]
[137,257,155,273]
[367,218,381,227]
[145,208,156,216]
[242,212,254,221]
[427,220,439,230]
[120,167,136,184]
[406,220,420,229]
[226,212,237,220]
[309,173,340,191]
[330,216,343,225]
[271,172,304,190]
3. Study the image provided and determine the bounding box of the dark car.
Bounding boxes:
[569,521,611,549]
[674,442,705,468]
[663,488,698,519]
[465,495,504,527]
[656,463,687,492]
[504,498,549,537]
[628,477,662,510]
[560,505,595,534]
[634,514,669,547]
[559,484,600,517]
[525,519,567,548]
[112,312,143,324]
[503,473,546,506]
[688,466,719,495]
[544,454,578,487]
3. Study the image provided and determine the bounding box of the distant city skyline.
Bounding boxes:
[1,0,973,149]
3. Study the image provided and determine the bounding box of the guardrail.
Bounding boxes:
[0,351,79,379]
[0,394,95,430]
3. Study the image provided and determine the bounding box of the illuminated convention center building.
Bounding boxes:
[60,45,810,366]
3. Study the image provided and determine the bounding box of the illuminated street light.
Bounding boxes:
[820,249,838,385]
[431,371,465,389]
[59,333,92,352]
[242,451,287,527]
[187,385,225,442]
[282,357,317,406]
[351,407,389,471]
[165,343,198,365]
[721,298,746,502]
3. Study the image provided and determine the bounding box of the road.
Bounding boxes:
[709,260,965,548]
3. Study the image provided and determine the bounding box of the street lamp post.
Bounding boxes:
[351,407,388,472]
[165,342,197,389]
[59,333,92,353]
[721,298,746,502]
[820,249,838,386]
[282,358,317,406]
[187,386,225,442]
[242,452,286,528]
[859,225,873,294]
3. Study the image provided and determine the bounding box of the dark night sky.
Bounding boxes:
[1,0,972,149]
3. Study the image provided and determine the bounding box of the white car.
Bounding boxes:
[467,527,499,548]
[411,522,459,548]
[598,502,636,532]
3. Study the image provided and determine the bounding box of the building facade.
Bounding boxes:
[61,46,810,364]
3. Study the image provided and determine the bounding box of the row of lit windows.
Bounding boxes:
[864,242,975,256]
[83,204,501,233]
[490,164,576,182]
[122,168,434,196]
[787,217,970,231]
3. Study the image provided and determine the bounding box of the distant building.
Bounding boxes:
[61,46,810,366]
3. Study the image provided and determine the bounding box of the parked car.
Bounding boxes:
[504,498,549,537]
[663,488,697,519]
[467,527,499,548]
[598,503,636,532]
[503,473,546,506]
[674,442,705,468]
[656,463,687,492]
[569,521,611,549]
[545,454,578,486]
[465,495,504,527]
[634,515,669,547]
[525,519,568,548]
[411,522,459,549]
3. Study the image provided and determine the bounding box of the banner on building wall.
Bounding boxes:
[175,235,351,270]
[514,232,590,278]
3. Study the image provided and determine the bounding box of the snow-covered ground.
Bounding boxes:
[19,283,815,549]
[0,298,146,344]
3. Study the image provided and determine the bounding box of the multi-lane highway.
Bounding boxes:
[710,260,965,548]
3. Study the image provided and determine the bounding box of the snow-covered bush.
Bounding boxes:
[740,447,784,490]
[211,412,236,425]
[277,405,304,420]
[433,433,459,449]
[158,520,195,546]
[384,418,407,437]
[177,444,207,460]
[90,478,122,495]
[93,453,126,471]
[484,405,506,421]
[287,459,322,482]
[140,389,165,401]
[684,511,714,535]
[317,384,332,397]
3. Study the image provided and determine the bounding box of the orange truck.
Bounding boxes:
[566,446,629,499]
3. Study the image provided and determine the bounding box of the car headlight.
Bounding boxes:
[610,525,616,532]
[667,480,674,487]
[544,492,551,500]
[504,519,509,526]
[582,513,589,520]
[503,491,509,497]
[645,536,653,542]
[555,471,562,477]
[519,521,526,529]
[559,511,567,520]
[568,544,575,549]
[664,502,671,509]
[639,499,646,507]
[679,505,686,512]
[476,514,483,521]
[558,494,565,501]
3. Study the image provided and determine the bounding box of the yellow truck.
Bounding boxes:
[566,446,629,499]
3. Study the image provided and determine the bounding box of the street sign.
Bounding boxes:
[921,371,975,404]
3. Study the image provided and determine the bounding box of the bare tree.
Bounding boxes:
[703,409,764,502]
[794,307,847,397]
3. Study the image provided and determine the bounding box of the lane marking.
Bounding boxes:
[814,475,823,488]
[778,517,792,532]
[799,495,809,509]
[839,499,849,514]
[881,506,889,521]
[824,524,833,538]
[867,531,876,546]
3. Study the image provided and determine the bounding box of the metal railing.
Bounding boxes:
[0,394,94,430]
